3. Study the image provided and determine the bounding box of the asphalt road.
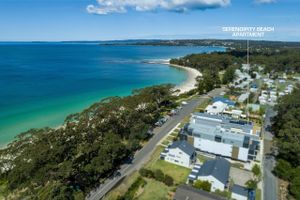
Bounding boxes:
[263,108,278,200]
[86,88,225,200]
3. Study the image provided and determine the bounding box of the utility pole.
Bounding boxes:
[247,39,250,123]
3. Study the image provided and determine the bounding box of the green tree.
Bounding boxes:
[273,159,293,180]
[222,66,236,84]
[163,175,174,186]
[252,164,261,179]
[193,180,211,192]
[154,169,164,182]
[139,168,154,178]
[245,179,258,190]
[290,173,300,199]
[0,84,176,199]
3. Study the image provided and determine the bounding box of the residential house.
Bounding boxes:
[212,97,236,107]
[250,83,258,93]
[238,93,250,103]
[247,104,260,112]
[233,69,252,89]
[242,64,250,71]
[160,140,196,168]
[205,101,228,115]
[188,157,230,192]
[174,185,226,200]
[231,184,249,200]
[223,109,243,119]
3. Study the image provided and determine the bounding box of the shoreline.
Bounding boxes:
[0,59,200,149]
[158,59,202,95]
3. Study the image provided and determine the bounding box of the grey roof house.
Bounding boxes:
[160,140,196,168]
[174,185,226,200]
[232,184,249,200]
[188,157,231,192]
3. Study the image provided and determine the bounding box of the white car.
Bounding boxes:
[181,101,188,106]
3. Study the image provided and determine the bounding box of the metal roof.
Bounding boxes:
[169,140,195,156]
[212,97,236,106]
[174,185,226,200]
[232,184,249,197]
[197,157,230,185]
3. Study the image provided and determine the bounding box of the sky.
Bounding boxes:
[0,0,299,41]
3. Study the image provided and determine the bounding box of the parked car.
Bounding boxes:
[155,116,169,126]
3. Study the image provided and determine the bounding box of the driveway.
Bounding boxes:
[230,167,253,187]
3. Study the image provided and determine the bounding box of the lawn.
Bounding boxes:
[137,178,170,200]
[256,188,262,200]
[197,154,213,163]
[178,116,190,128]
[146,146,165,168]
[230,162,244,169]
[166,136,174,141]
[170,132,178,137]
[147,160,191,184]
[162,140,171,146]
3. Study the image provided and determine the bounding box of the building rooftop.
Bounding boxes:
[212,96,236,106]
[197,157,230,185]
[169,140,195,156]
[205,101,227,115]
[174,185,226,200]
[238,92,250,103]
[191,112,254,136]
[232,184,249,197]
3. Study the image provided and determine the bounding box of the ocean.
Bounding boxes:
[0,43,224,146]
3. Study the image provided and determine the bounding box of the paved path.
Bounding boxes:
[86,88,225,200]
[262,108,278,200]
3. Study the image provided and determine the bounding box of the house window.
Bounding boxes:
[215,135,222,143]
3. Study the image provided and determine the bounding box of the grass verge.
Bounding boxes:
[136,178,170,200]
[147,160,191,185]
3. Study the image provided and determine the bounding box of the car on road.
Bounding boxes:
[113,171,121,177]
[181,101,188,106]
[169,108,179,116]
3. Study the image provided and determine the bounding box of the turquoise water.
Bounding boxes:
[0,43,224,146]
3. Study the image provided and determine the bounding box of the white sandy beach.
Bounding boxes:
[159,59,202,95]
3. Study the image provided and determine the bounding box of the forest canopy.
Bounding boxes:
[0,84,176,199]
[272,85,300,199]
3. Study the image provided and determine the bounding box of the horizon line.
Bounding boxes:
[0,38,300,43]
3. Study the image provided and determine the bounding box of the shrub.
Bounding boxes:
[213,189,231,198]
[154,169,164,182]
[139,168,174,186]
[163,175,174,186]
[193,180,211,192]
[245,179,258,190]
[118,177,146,200]
[139,168,154,178]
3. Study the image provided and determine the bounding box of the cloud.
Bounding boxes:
[254,0,276,4]
[87,0,231,15]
